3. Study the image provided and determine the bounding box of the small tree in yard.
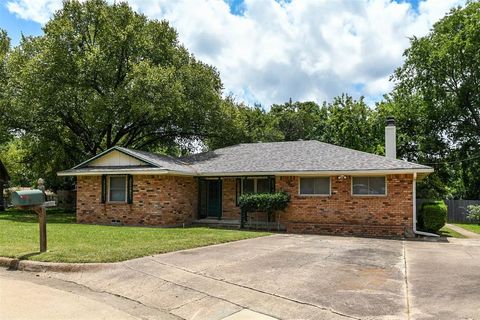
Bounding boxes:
[238,192,290,228]
[467,205,480,225]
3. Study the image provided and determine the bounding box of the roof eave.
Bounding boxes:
[195,168,434,177]
[57,169,195,177]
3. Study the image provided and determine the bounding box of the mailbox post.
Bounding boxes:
[35,206,47,252]
[11,187,55,253]
[37,179,47,252]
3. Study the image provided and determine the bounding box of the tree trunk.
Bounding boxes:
[0,182,4,212]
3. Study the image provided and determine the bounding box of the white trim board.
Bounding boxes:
[59,168,433,177]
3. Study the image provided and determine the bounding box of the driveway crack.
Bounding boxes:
[403,241,411,320]
[143,258,361,320]
[169,295,207,312]
[123,264,247,311]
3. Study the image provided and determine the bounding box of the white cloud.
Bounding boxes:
[6,0,466,107]
[6,0,63,24]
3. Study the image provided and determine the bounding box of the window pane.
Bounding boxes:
[300,177,330,194]
[314,177,330,194]
[243,179,254,194]
[300,178,315,194]
[109,176,126,201]
[110,190,126,202]
[353,177,369,195]
[110,176,125,190]
[369,177,386,195]
[353,177,385,195]
[256,178,270,193]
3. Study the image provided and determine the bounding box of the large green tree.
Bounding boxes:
[205,97,282,149]
[265,95,381,154]
[320,94,381,154]
[392,1,480,198]
[4,0,224,187]
[269,100,327,141]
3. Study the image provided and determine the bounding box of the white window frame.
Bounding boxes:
[107,175,128,203]
[351,176,387,196]
[298,177,331,196]
[241,177,270,194]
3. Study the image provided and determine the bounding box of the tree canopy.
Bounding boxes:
[2,0,224,186]
[390,1,480,198]
[1,0,479,199]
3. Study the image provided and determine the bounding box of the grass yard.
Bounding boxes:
[0,209,270,263]
[438,226,466,238]
[453,223,480,234]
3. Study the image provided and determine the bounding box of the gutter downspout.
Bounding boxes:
[412,173,439,237]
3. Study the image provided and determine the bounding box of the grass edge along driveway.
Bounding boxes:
[438,225,466,238]
[453,223,480,234]
[0,209,270,263]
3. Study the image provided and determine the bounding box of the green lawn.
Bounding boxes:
[438,226,466,238]
[453,223,480,234]
[0,209,270,263]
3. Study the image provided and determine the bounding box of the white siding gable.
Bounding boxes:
[89,150,147,167]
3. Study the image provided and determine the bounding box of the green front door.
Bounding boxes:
[198,179,222,219]
[207,180,222,219]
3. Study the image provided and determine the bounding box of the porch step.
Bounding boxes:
[192,219,241,229]
[244,221,287,232]
[192,219,286,231]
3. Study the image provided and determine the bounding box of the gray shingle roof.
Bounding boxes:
[183,140,432,174]
[59,140,433,176]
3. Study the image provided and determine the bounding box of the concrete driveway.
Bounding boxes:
[1,234,479,320]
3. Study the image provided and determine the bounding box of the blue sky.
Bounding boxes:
[0,4,42,45]
[0,0,465,107]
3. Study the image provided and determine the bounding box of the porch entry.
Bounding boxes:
[198,179,222,219]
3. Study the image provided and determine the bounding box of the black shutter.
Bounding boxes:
[127,175,134,204]
[218,178,223,219]
[101,175,107,203]
[269,177,275,193]
[235,178,241,206]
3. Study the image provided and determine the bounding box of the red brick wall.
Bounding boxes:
[222,178,241,219]
[275,174,413,237]
[76,175,197,226]
[76,173,414,237]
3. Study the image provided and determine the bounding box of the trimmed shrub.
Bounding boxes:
[418,201,447,232]
[239,192,290,222]
[467,205,480,224]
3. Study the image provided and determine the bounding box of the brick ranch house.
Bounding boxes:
[58,121,433,237]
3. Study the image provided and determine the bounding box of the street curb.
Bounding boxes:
[0,257,116,272]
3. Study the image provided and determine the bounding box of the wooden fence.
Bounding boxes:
[417,199,480,223]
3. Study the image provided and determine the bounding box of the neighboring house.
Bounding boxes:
[0,160,9,211]
[58,120,433,237]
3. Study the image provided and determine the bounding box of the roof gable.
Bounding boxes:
[74,147,157,169]
[69,146,195,174]
[87,150,148,167]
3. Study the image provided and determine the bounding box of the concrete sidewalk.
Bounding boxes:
[446,223,480,238]
[0,269,277,320]
[0,276,139,320]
